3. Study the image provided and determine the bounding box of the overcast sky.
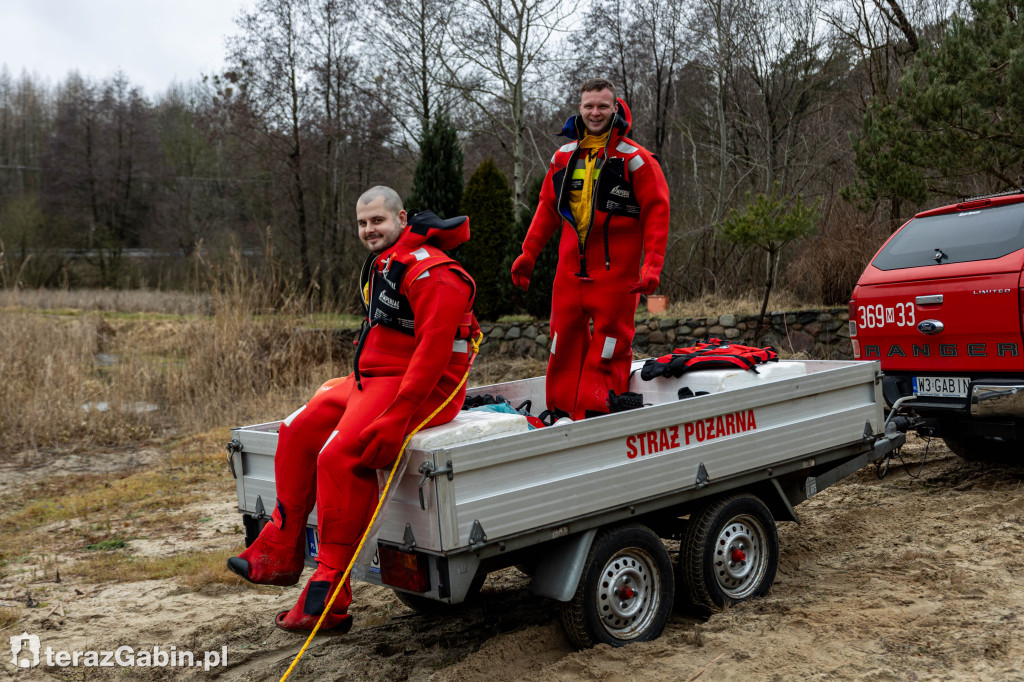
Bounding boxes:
[0,0,252,98]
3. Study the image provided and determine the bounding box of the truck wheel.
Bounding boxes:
[943,435,1018,463]
[393,573,485,616]
[560,523,674,649]
[679,494,778,617]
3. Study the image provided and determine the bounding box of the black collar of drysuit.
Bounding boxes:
[557,111,629,141]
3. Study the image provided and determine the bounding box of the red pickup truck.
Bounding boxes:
[850,191,1024,460]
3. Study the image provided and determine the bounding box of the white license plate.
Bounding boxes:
[306,527,319,558]
[912,376,970,398]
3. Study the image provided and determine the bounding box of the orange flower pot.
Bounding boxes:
[646,295,668,314]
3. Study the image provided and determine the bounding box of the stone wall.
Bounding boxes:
[478,308,852,360]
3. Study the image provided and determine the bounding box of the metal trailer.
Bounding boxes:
[227,359,905,647]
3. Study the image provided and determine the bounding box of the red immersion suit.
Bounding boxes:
[229,212,478,632]
[513,99,670,419]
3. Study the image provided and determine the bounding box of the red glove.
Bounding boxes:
[358,398,416,469]
[511,254,535,291]
[629,253,664,295]
[628,267,659,295]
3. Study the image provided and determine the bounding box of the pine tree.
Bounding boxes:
[458,158,514,321]
[722,184,819,339]
[405,113,463,219]
[849,0,1024,209]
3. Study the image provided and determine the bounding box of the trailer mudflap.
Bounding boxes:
[531,529,598,602]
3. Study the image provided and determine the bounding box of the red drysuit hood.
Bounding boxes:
[398,211,470,252]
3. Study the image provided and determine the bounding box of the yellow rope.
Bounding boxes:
[279,332,483,681]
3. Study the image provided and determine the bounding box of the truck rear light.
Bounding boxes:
[378,544,430,593]
[852,338,860,358]
[848,300,857,337]
[956,198,991,210]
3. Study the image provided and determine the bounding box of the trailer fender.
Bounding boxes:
[531,529,599,602]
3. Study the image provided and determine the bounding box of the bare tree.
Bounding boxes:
[41,72,160,285]
[305,0,361,275]
[442,0,572,210]
[361,0,457,149]
[225,0,315,288]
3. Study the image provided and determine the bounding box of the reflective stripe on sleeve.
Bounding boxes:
[628,156,645,173]
[551,332,558,355]
[283,405,306,427]
[616,141,638,154]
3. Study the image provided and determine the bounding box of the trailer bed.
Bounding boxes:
[230,359,885,555]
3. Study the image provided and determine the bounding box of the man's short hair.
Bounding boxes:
[357,186,404,217]
[579,78,617,101]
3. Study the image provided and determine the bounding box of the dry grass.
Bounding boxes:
[8,468,208,535]
[0,277,346,456]
[0,287,214,315]
[70,548,246,588]
[0,313,159,452]
[0,606,19,630]
[657,289,833,320]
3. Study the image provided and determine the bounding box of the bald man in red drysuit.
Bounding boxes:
[228,186,479,633]
[511,78,670,420]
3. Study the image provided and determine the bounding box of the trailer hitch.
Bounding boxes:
[418,459,454,510]
[874,396,928,479]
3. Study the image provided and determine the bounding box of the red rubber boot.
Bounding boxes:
[275,545,354,634]
[227,502,306,587]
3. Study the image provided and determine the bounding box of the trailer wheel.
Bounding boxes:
[679,494,778,617]
[392,573,486,616]
[560,523,674,648]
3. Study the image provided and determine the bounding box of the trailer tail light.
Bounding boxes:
[378,544,430,593]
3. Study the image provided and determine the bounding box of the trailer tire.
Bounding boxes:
[679,494,778,618]
[560,523,674,649]
[392,573,486,616]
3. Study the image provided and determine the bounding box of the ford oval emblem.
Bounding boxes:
[917,319,944,335]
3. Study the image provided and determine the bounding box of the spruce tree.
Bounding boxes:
[405,113,463,219]
[849,0,1024,208]
[458,159,514,321]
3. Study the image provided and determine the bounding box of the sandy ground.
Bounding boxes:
[4,436,1024,681]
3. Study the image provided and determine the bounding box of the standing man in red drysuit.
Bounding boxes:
[511,78,670,420]
[228,186,479,633]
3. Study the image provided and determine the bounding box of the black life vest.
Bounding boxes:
[551,141,647,278]
[640,338,779,381]
[353,243,478,388]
